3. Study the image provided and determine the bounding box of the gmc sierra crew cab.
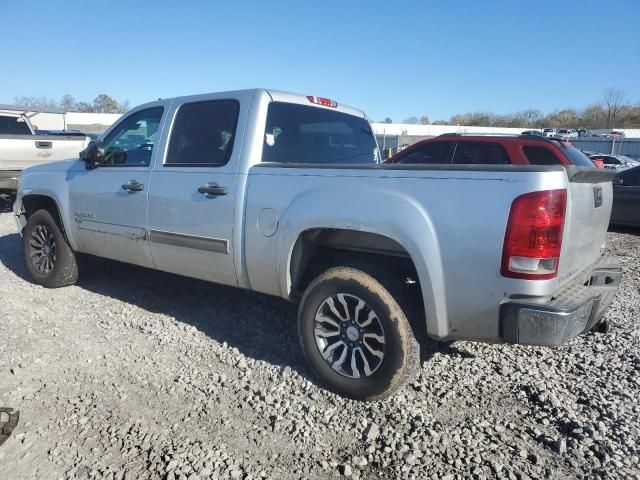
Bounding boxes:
[13,89,622,400]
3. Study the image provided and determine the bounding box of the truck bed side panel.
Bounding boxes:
[243,166,569,341]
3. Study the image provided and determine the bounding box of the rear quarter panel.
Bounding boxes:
[243,165,569,341]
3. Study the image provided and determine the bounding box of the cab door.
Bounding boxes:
[147,94,247,286]
[66,105,169,267]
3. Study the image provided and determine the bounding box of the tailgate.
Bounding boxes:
[557,168,615,285]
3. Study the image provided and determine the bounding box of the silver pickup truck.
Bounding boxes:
[13,89,621,400]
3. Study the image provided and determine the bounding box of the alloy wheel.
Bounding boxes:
[313,293,386,378]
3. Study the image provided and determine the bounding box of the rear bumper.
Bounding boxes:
[0,170,20,191]
[500,256,622,346]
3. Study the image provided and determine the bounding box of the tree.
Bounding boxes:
[420,115,430,125]
[93,94,121,113]
[602,87,627,128]
[521,109,543,127]
[404,116,419,124]
[60,94,76,112]
[13,95,59,111]
[75,101,95,113]
[384,117,393,124]
[582,103,606,129]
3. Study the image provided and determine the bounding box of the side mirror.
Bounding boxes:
[612,176,623,186]
[79,140,105,169]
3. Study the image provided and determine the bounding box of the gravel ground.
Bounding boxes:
[0,209,638,480]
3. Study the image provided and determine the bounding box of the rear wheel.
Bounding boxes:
[23,209,78,288]
[298,265,419,401]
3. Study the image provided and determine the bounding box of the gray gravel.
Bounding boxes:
[0,210,638,480]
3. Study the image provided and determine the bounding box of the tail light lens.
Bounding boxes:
[501,189,567,280]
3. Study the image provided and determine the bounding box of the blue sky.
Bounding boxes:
[1,0,638,121]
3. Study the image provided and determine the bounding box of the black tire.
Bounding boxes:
[298,265,420,401]
[23,209,78,288]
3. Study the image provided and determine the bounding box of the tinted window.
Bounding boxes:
[396,142,453,164]
[602,156,621,165]
[559,144,597,167]
[621,168,640,186]
[0,115,31,135]
[523,146,562,165]
[102,107,163,166]
[452,142,509,165]
[262,102,378,164]
[166,100,239,166]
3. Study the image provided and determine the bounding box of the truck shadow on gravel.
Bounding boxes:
[0,231,468,385]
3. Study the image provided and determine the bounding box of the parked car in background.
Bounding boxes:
[13,89,620,400]
[0,110,90,193]
[543,128,557,137]
[588,154,640,171]
[604,131,625,139]
[611,165,640,227]
[387,134,598,168]
[521,130,543,136]
[577,128,589,137]
[555,129,579,140]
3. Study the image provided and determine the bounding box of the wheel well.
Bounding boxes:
[20,195,65,233]
[289,228,420,300]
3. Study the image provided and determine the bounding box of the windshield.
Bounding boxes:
[262,102,379,164]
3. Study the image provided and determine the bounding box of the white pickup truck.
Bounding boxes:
[13,89,621,400]
[0,110,89,193]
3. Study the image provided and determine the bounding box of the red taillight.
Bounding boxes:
[307,95,337,108]
[501,189,567,280]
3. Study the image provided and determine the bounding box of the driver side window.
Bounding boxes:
[102,107,164,167]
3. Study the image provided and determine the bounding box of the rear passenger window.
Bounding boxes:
[0,115,31,135]
[523,146,561,165]
[452,142,509,165]
[397,142,453,164]
[262,102,378,164]
[166,100,239,166]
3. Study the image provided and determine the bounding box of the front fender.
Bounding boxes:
[15,170,78,251]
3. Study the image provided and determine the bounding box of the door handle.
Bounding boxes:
[35,141,52,149]
[198,183,228,196]
[122,180,144,192]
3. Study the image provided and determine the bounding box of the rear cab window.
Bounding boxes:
[262,102,378,164]
[0,115,31,135]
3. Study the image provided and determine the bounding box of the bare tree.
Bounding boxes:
[602,87,627,128]
[60,94,77,112]
[13,95,59,111]
[420,115,430,125]
[404,116,419,125]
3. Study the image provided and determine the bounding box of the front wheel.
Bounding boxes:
[23,209,78,288]
[298,265,419,401]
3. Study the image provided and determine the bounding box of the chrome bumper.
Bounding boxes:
[500,256,622,346]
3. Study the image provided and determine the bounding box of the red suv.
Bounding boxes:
[386,134,596,167]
